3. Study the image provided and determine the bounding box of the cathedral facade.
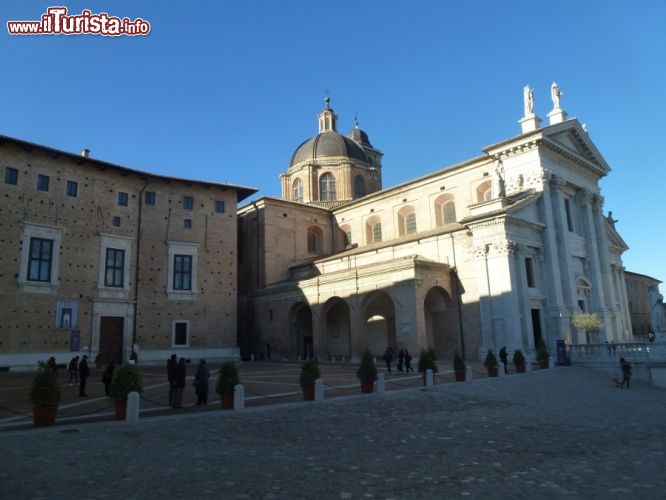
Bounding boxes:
[238,89,632,363]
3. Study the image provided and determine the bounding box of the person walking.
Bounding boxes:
[499,346,508,374]
[194,359,210,405]
[172,357,186,408]
[404,349,414,372]
[166,354,177,406]
[101,363,116,396]
[383,346,394,373]
[620,357,632,389]
[397,349,405,373]
[67,356,79,386]
[78,355,90,397]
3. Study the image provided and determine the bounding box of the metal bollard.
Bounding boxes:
[234,384,244,410]
[126,391,140,421]
[498,364,505,378]
[465,366,473,383]
[314,378,324,402]
[425,369,434,387]
[377,373,385,394]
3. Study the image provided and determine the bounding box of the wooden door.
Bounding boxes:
[99,316,124,365]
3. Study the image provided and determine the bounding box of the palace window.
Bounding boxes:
[117,192,128,207]
[18,223,63,291]
[167,242,198,299]
[145,191,156,206]
[66,180,78,198]
[173,255,192,290]
[183,196,194,210]
[292,178,303,203]
[354,175,366,198]
[319,173,336,201]
[214,200,225,213]
[36,174,50,192]
[173,320,190,347]
[104,248,125,287]
[28,238,53,282]
[5,167,18,185]
[443,201,456,224]
[372,222,382,243]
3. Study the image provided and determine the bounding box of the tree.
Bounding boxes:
[572,313,604,343]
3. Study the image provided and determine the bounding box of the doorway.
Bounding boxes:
[99,316,124,365]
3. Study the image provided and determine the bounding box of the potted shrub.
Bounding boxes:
[299,359,321,401]
[356,350,378,393]
[215,361,240,410]
[536,340,550,369]
[453,351,466,382]
[484,349,499,377]
[418,347,438,385]
[109,363,143,420]
[30,361,62,427]
[512,349,526,373]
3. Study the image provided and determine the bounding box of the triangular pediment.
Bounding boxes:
[542,122,611,177]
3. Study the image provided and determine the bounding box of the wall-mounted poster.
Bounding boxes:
[55,301,78,330]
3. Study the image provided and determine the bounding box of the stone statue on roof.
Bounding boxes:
[523,85,534,117]
[551,82,562,110]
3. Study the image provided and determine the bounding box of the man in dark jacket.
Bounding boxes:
[79,355,90,396]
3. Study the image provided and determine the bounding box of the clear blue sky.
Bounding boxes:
[3,1,665,287]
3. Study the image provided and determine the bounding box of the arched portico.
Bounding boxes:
[321,297,351,358]
[289,302,313,359]
[361,291,397,356]
[424,286,458,357]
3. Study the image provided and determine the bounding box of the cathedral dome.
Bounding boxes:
[289,131,368,167]
[347,126,373,148]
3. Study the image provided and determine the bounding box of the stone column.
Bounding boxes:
[549,176,577,310]
[580,191,608,327]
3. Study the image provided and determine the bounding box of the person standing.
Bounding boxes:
[404,349,414,372]
[172,357,186,409]
[194,359,210,405]
[397,349,405,373]
[67,356,79,386]
[499,346,508,374]
[166,354,177,406]
[620,357,632,389]
[78,355,90,397]
[47,356,57,373]
[383,346,394,373]
[101,363,116,396]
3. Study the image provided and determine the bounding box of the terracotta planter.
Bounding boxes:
[33,405,58,427]
[302,385,315,401]
[220,391,234,410]
[360,380,374,393]
[515,363,526,373]
[454,370,466,382]
[539,360,549,369]
[114,401,127,420]
[487,366,498,377]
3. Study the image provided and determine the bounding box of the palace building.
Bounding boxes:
[0,135,255,369]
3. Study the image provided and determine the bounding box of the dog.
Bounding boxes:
[612,378,623,388]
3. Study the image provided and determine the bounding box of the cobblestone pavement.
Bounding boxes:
[1,366,665,499]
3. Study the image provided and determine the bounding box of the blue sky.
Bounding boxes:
[3,1,665,287]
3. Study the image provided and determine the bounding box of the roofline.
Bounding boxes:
[0,134,258,202]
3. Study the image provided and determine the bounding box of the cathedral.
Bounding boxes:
[237,86,631,363]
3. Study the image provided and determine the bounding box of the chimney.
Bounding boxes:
[81,148,90,158]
